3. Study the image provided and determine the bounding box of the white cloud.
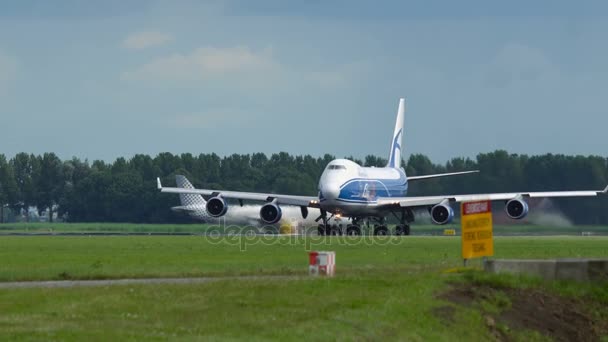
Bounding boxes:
[121,46,278,82]
[122,31,173,50]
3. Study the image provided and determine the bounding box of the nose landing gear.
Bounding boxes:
[346,217,362,236]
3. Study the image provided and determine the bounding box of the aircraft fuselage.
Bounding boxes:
[318,159,408,216]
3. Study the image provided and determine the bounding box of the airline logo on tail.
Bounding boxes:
[387,98,405,168]
[387,128,402,168]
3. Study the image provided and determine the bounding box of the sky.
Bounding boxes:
[0,0,607,163]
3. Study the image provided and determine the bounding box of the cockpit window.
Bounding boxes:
[328,165,346,170]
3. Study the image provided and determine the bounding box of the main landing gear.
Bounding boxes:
[316,209,414,236]
[317,212,363,236]
[393,208,414,236]
[371,217,389,236]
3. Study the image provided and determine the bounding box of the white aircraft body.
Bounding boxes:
[158,98,608,236]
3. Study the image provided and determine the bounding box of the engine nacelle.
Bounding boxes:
[505,197,529,219]
[206,196,228,217]
[260,203,282,224]
[430,203,454,225]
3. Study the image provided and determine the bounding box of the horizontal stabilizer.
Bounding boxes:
[171,205,205,213]
[407,170,479,181]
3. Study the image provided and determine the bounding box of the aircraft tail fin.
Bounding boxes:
[176,175,206,206]
[387,98,405,168]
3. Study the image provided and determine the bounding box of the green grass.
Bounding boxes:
[0,236,607,282]
[0,271,491,341]
[0,222,216,234]
[462,269,608,307]
[0,235,606,340]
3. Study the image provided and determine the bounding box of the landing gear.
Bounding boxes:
[346,224,362,236]
[392,208,414,236]
[330,225,342,235]
[317,224,327,236]
[369,217,389,236]
[373,225,389,236]
[395,224,410,236]
[316,210,331,236]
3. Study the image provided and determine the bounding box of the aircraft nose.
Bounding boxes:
[322,184,340,201]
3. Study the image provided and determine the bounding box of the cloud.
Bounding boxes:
[121,46,279,83]
[122,30,173,50]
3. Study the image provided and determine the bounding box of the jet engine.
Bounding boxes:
[505,197,529,219]
[260,202,282,224]
[430,202,454,225]
[206,196,228,217]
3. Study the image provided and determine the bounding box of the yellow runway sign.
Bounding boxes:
[443,229,456,236]
[461,200,493,259]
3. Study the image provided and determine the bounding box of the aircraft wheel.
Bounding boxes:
[346,225,361,236]
[373,225,389,236]
[318,225,326,236]
[395,224,404,235]
[330,225,341,236]
[395,224,411,236]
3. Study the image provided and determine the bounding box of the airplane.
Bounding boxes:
[169,174,342,229]
[157,98,608,236]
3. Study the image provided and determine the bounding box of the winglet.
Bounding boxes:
[157,177,162,190]
[602,185,608,194]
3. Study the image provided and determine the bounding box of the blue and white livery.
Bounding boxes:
[158,98,608,235]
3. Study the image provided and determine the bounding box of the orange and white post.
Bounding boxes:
[308,251,336,276]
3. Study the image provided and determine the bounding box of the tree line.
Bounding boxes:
[0,151,607,224]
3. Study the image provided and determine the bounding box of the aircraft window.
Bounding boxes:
[328,165,346,170]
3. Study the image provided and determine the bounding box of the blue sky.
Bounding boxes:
[0,0,607,162]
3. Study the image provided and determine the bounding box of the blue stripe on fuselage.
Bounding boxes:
[337,170,408,203]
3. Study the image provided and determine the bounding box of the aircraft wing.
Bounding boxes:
[407,170,479,181]
[157,178,319,207]
[377,185,608,209]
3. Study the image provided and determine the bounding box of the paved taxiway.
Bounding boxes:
[0,275,298,289]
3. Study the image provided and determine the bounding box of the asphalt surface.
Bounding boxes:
[0,231,606,236]
[0,275,299,289]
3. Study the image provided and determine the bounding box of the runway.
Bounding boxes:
[0,275,299,289]
[0,231,606,237]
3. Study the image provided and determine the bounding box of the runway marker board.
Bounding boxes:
[461,200,494,261]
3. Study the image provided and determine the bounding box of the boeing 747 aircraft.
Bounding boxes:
[157,98,608,236]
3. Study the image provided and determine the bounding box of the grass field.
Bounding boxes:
[0,235,607,340]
